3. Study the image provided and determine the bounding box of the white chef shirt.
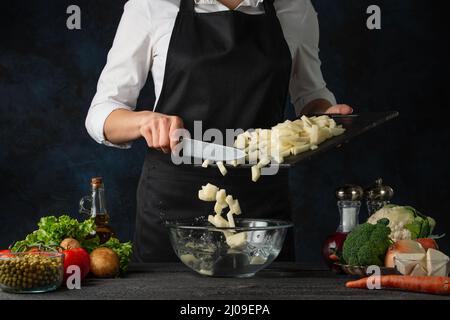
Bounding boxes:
[86,0,337,148]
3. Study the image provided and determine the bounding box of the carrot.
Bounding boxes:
[346,275,450,295]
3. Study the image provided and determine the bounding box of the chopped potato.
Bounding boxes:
[217,161,228,176]
[202,159,210,168]
[226,232,247,250]
[216,189,227,204]
[228,199,242,215]
[208,214,229,228]
[252,165,261,182]
[199,183,219,202]
[202,115,345,182]
[227,211,236,228]
[256,157,271,169]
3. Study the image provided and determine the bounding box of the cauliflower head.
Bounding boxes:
[367,205,436,242]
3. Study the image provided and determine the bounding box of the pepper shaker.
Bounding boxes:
[365,178,394,216]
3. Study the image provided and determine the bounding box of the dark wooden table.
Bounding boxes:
[0,263,448,300]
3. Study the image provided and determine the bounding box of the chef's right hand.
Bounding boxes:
[139,112,184,153]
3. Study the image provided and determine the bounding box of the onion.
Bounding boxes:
[385,240,425,268]
[60,238,81,250]
[90,247,120,278]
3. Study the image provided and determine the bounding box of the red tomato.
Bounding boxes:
[63,248,91,281]
[0,250,13,258]
[417,238,439,251]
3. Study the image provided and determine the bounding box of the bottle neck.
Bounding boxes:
[91,185,107,217]
[337,200,361,233]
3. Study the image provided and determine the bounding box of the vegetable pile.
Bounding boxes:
[341,204,440,267]
[10,215,133,275]
[341,205,450,295]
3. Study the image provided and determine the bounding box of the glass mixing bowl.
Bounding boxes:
[166,218,293,278]
[0,252,64,294]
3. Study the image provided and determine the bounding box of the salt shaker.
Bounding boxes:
[335,185,363,233]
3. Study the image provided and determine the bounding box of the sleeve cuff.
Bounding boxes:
[85,102,133,150]
[293,88,337,115]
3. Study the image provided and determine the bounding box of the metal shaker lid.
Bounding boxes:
[365,178,394,201]
[336,184,364,201]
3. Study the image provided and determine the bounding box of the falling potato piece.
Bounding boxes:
[252,165,261,182]
[201,159,211,168]
[216,161,228,176]
[227,211,236,228]
[216,189,227,204]
[208,214,230,228]
[229,199,242,215]
[227,159,238,167]
[214,202,227,215]
[199,183,219,201]
[256,157,271,169]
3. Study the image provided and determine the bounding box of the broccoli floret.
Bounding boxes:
[357,244,383,266]
[342,219,392,266]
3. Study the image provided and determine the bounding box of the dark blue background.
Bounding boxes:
[1,0,449,265]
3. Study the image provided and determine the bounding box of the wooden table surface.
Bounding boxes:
[1,263,448,300]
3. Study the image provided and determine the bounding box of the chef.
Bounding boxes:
[86,0,353,262]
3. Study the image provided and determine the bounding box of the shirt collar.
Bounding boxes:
[195,0,264,8]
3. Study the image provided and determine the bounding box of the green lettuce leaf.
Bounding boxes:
[101,238,133,274]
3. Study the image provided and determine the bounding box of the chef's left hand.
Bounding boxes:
[302,99,353,115]
[325,104,353,115]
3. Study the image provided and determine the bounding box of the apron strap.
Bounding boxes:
[262,0,276,16]
[180,0,195,13]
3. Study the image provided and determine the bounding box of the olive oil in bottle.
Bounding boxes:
[80,177,115,244]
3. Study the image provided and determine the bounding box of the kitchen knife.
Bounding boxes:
[180,138,246,162]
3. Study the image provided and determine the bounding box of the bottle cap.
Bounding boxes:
[365,178,394,201]
[91,177,103,187]
[336,184,364,201]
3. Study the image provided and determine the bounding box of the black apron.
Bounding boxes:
[134,0,293,262]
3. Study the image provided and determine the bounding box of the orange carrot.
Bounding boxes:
[346,276,450,295]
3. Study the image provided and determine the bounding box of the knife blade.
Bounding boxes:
[304,113,360,119]
[181,138,246,162]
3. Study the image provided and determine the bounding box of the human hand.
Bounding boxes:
[139,112,184,153]
[325,104,354,115]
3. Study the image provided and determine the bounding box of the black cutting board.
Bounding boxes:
[220,111,399,169]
